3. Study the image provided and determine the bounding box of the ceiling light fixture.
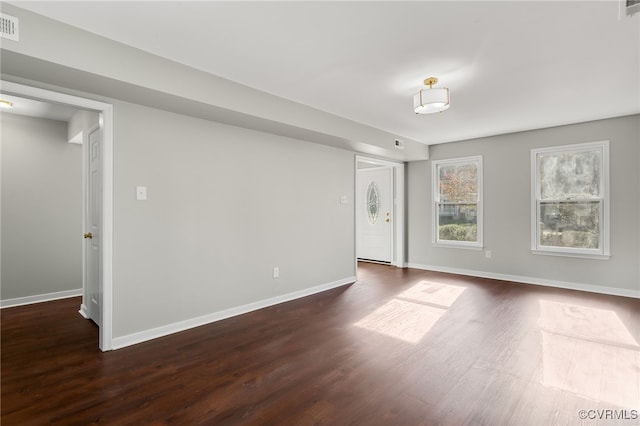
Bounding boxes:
[414,77,449,114]
[0,99,13,109]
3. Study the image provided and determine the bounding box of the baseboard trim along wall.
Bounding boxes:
[78,304,89,319]
[407,263,640,299]
[0,288,83,308]
[111,276,356,350]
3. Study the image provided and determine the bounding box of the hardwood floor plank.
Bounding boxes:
[2,263,638,425]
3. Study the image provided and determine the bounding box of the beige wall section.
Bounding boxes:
[112,101,355,338]
[408,115,640,294]
[1,113,82,299]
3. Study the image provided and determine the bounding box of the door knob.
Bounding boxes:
[84,233,93,239]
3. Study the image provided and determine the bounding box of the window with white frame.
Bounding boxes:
[432,156,483,248]
[531,141,609,258]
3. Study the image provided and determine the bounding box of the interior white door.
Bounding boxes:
[357,167,393,263]
[85,128,102,326]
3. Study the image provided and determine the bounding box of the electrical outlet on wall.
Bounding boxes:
[273,267,279,278]
[485,250,492,259]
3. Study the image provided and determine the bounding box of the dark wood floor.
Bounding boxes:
[2,263,639,425]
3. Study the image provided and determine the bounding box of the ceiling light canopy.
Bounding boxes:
[0,99,14,109]
[414,77,449,114]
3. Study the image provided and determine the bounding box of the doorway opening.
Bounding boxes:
[1,80,114,351]
[355,155,405,270]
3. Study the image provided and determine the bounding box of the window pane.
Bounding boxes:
[366,181,380,224]
[539,150,600,200]
[438,203,477,242]
[439,162,478,202]
[539,201,600,249]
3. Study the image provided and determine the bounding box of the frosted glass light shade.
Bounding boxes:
[413,88,450,114]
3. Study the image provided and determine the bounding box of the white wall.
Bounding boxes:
[111,101,355,338]
[407,115,640,297]
[1,113,83,300]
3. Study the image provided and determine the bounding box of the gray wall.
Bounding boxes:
[111,101,355,337]
[1,3,634,347]
[407,115,640,294]
[0,3,358,341]
[1,113,83,299]
[68,109,100,143]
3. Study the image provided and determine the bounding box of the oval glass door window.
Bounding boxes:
[366,181,380,224]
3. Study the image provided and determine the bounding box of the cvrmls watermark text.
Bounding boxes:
[578,409,638,421]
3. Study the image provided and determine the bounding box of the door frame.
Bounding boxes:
[355,155,405,268]
[356,165,393,263]
[1,80,114,351]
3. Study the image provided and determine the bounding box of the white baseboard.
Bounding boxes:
[1,288,83,308]
[406,263,640,299]
[79,304,90,319]
[111,276,356,350]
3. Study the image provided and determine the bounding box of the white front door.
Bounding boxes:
[357,167,393,263]
[85,128,102,326]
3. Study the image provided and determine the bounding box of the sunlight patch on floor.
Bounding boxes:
[353,281,466,344]
[539,300,640,408]
[397,281,466,308]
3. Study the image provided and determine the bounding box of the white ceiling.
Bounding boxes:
[9,1,640,145]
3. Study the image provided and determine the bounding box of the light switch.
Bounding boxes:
[136,186,147,201]
[340,195,348,204]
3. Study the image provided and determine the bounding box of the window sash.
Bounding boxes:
[531,141,609,258]
[436,202,478,245]
[433,156,482,249]
[538,148,602,200]
[536,200,602,253]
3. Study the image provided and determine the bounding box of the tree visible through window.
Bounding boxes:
[432,156,483,248]
[532,141,609,257]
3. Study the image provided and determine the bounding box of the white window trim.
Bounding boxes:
[432,155,483,249]
[530,141,610,259]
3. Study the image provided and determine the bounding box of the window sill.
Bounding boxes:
[531,249,610,260]
[434,243,483,251]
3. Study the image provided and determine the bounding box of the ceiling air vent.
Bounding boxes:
[623,0,640,17]
[0,13,19,41]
